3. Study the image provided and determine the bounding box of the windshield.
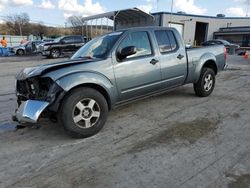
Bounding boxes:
[220,40,230,45]
[71,32,123,60]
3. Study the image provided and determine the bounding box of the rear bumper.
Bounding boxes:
[14,100,49,123]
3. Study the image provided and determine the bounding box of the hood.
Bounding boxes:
[13,45,25,49]
[16,58,95,80]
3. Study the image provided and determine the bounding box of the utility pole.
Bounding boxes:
[170,0,174,27]
[65,22,67,35]
[246,0,250,17]
[18,22,22,36]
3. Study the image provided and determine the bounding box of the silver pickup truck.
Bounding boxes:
[13,27,226,138]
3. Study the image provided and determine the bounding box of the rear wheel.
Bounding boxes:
[193,68,215,97]
[59,87,108,138]
[50,48,60,58]
[17,49,24,56]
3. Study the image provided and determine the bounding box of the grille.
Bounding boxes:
[16,78,53,100]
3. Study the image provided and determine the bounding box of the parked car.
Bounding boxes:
[39,35,86,58]
[201,39,240,49]
[11,40,43,55]
[13,27,227,138]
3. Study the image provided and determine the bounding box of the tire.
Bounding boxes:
[59,87,108,138]
[50,48,60,58]
[193,68,215,97]
[17,49,24,56]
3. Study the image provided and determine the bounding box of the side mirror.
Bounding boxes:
[61,40,65,44]
[117,46,136,60]
[185,44,192,49]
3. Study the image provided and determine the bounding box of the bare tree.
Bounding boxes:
[5,13,30,35]
[30,22,48,39]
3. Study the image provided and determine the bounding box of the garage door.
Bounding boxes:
[170,23,184,37]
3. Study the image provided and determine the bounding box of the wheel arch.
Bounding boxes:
[64,83,112,110]
[193,54,218,83]
[52,72,117,112]
[202,60,218,75]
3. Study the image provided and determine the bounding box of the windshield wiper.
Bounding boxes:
[78,56,93,59]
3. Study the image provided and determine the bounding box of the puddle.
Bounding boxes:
[127,118,219,153]
[0,123,25,132]
[227,173,250,188]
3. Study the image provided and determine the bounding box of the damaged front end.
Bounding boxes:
[13,75,64,123]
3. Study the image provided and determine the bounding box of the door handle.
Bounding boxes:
[150,59,159,65]
[177,54,184,60]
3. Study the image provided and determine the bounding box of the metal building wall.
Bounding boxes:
[158,13,250,45]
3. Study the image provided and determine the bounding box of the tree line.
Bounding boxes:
[0,13,76,38]
[0,12,113,38]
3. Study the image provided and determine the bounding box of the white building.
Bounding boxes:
[82,8,250,47]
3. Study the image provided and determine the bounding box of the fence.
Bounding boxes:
[0,35,28,47]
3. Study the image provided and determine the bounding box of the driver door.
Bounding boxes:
[113,31,162,102]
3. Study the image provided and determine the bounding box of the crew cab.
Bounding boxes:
[13,27,227,138]
[40,35,86,58]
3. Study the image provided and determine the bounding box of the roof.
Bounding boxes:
[82,8,154,22]
[214,31,250,35]
[152,11,250,20]
[215,26,250,35]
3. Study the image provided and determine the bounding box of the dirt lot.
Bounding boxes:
[0,55,249,188]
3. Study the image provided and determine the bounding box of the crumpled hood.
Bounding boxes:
[16,59,94,80]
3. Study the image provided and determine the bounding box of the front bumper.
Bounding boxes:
[14,100,49,123]
[42,50,50,56]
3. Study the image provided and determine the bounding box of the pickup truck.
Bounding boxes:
[13,27,226,138]
[39,35,86,58]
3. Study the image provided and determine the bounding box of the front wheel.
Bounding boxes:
[50,48,60,58]
[59,87,108,138]
[17,49,24,56]
[193,68,215,97]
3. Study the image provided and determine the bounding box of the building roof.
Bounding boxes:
[82,8,154,22]
[152,11,250,20]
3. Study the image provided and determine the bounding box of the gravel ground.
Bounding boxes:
[0,54,249,188]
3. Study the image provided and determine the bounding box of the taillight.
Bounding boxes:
[224,47,227,60]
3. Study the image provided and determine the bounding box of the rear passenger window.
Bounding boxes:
[62,36,74,44]
[155,30,178,53]
[74,36,83,43]
[167,31,178,51]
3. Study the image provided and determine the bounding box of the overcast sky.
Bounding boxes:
[0,0,249,26]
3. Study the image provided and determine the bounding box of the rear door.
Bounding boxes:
[154,29,187,87]
[113,30,162,101]
[74,36,85,50]
[61,36,75,52]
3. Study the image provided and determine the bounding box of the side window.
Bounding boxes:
[118,31,152,60]
[155,30,178,53]
[155,30,171,53]
[62,36,74,44]
[167,31,178,51]
[74,36,83,43]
